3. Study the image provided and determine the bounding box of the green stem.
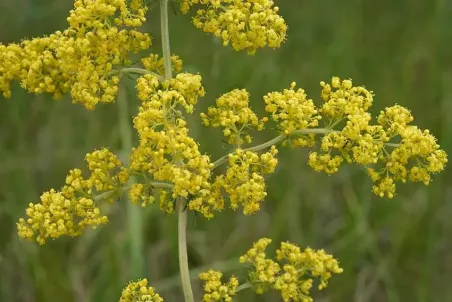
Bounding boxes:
[118,81,144,279]
[160,0,172,81]
[212,128,332,169]
[121,67,163,80]
[236,282,252,293]
[384,142,399,148]
[118,88,133,150]
[92,181,175,202]
[177,198,194,302]
[159,0,194,301]
[106,68,162,80]
[93,189,119,202]
[212,128,401,169]
[150,181,175,189]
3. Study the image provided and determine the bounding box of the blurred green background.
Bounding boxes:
[1,0,452,301]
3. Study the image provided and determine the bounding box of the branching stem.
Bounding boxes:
[159,1,194,301]
[212,128,400,169]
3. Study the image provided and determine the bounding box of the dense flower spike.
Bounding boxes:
[119,279,163,302]
[201,88,268,145]
[181,0,287,54]
[17,148,128,244]
[0,0,151,108]
[239,238,343,301]
[199,270,239,301]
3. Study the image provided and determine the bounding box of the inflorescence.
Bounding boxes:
[0,0,151,109]
[180,0,287,54]
[1,0,447,301]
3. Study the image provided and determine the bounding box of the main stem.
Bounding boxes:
[118,81,144,278]
[177,198,193,302]
[160,0,172,81]
[159,1,194,301]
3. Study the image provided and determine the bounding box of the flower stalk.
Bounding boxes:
[118,80,145,278]
[212,128,401,169]
[159,0,194,301]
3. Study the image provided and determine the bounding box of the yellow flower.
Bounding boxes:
[239,238,281,290]
[199,270,238,301]
[214,146,278,215]
[86,148,130,192]
[17,189,108,245]
[119,278,163,302]
[188,0,287,54]
[308,152,343,174]
[320,76,373,120]
[131,72,217,216]
[377,104,414,134]
[68,0,148,32]
[201,88,268,145]
[372,176,396,198]
[264,82,321,138]
[141,53,183,76]
[0,0,151,109]
[299,77,447,198]
[17,148,127,244]
[239,238,343,301]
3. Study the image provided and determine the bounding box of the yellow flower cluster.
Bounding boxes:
[281,77,449,198]
[308,152,343,174]
[179,0,210,13]
[128,183,154,207]
[200,89,268,145]
[368,106,447,197]
[68,0,148,31]
[211,146,278,215]
[239,238,343,302]
[0,0,151,109]
[133,76,284,218]
[141,54,183,76]
[319,77,374,121]
[17,148,128,244]
[119,278,163,302]
[85,149,130,191]
[199,270,239,301]
[131,72,216,213]
[197,76,446,210]
[264,82,321,147]
[307,78,378,173]
[128,180,176,212]
[182,0,287,54]
[239,237,279,294]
